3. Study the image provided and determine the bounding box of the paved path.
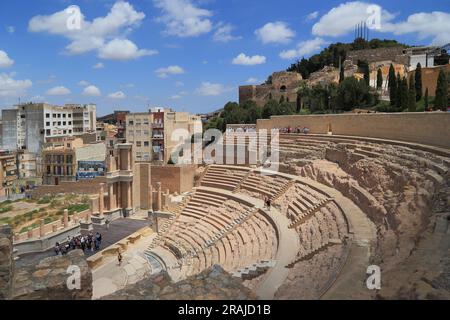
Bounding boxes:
[16,218,148,267]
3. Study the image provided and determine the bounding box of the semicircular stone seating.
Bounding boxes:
[145,159,353,287]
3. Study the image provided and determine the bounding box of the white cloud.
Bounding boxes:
[28,2,156,60]
[255,22,295,44]
[382,11,450,46]
[213,23,241,42]
[155,65,185,78]
[46,86,71,96]
[108,91,126,99]
[169,95,182,100]
[232,53,266,66]
[0,50,14,68]
[82,85,101,96]
[154,0,213,37]
[312,2,395,37]
[280,37,327,60]
[93,62,105,69]
[7,26,15,34]
[98,39,158,60]
[311,2,450,45]
[246,77,261,84]
[196,82,232,96]
[78,80,90,86]
[0,73,32,97]
[306,11,319,21]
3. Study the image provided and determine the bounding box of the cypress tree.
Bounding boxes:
[435,69,448,111]
[408,74,416,112]
[400,77,409,111]
[388,64,396,105]
[395,73,402,110]
[415,63,422,101]
[339,65,345,83]
[424,88,429,111]
[377,68,383,89]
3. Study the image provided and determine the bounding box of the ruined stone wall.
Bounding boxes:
[150,164,196,194]
[12,250,92,300]
[0,225,14,299]
[27,177,106,198]
[347,47,408,65]
[257,112,450,148]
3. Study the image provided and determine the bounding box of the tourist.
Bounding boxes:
[54,242,60,256]
[105,219,110,230]
[118,251,123,266]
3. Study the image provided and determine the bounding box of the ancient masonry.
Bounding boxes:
[239,71,302,107]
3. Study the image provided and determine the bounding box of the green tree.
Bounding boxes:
[415,63,422,101]
[408,74,416,112]
[377,68,383,89]
[434,69,448,111]
[424,88,429,111]
[399,77,409,111]
[339,64,345,83]
[262,100,279,119]
[388,64,397,106]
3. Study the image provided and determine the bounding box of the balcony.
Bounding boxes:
[152,123,164,129]
[152,134,164,140]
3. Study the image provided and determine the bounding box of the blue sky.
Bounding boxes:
[0,0,449,116]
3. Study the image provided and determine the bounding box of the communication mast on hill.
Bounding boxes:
[354,21,369,42]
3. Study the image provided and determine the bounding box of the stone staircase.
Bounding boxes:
[233,171,252,193]
[146,213,177,250]
[286,239,342,268]
[288,198,333,229]
[232,260,276,279]
[271,180,295,202]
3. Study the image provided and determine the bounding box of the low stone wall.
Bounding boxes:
[27,177,106,198]
[257,112,450,148]
[14,224,81,255]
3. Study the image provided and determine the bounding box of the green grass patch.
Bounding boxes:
[67,203,90,214]
[0,206,13,214]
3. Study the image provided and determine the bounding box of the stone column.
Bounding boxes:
[128,148,132,171]
[126,182,132,209]
[73,212,79,224]
[90,197,96,216]
[63,209,69,228]
[86,205,92,223]
[39,219,45,238]
[99,183,105,217]
[148,185,153,211]
[108,183,114,211]
[156,182,162,211]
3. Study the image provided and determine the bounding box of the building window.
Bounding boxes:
[46,113,50,118]
[128,130,134,136]
[144,141,149,147]
[68,129,72,134]
[129,120,134,126]
[68,114,72,118]
[136,141,142,147]
[46,129,51,135]
[58,122,61,126]
[63,121,66,125]
[143,119,149,125]
[68,121,72,125]
[58,114,61,118]
[53,114,57,118]
[63,114,66,118]
[63,130,67,134]
[46,122,50,126]
[136,152,142,159]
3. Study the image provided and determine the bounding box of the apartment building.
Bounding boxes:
[1,103,97,153]
[125,108,202,163]
[0,150,17,197]
[42,137,106,185]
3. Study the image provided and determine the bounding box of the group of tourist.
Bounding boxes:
[275,126,310,134]
[225,127,257,133]
[54,232,103,256]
